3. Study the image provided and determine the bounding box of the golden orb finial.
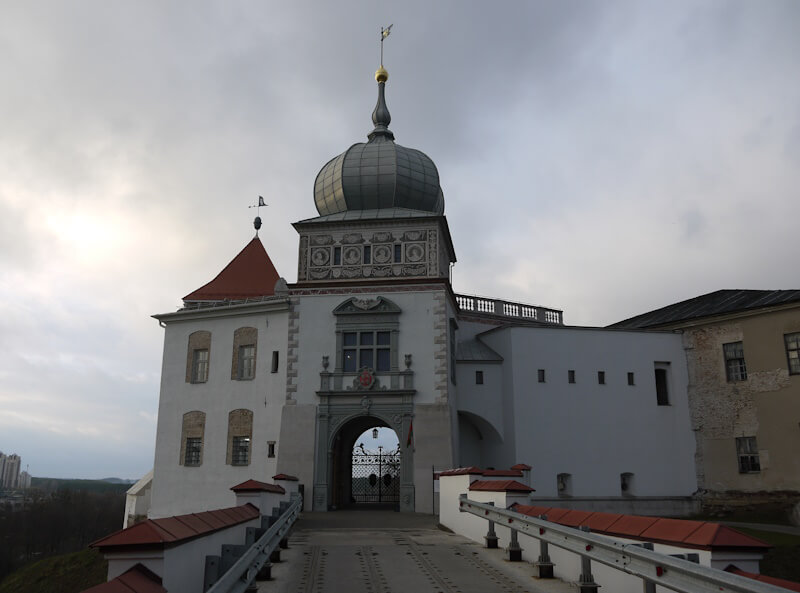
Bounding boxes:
[375,66,389,83]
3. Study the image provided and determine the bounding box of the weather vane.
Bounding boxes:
[380,24,392,66]
[249,196,267,235]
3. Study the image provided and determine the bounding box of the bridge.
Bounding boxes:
[89,477,797,593]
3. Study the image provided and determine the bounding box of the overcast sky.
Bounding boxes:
[1,1,798,480]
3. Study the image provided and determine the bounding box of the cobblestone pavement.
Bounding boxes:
[265,512,574,593]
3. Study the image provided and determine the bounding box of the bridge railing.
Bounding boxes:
[458,495,786,593]
[205,493,302,593]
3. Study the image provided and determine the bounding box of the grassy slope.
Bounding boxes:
[0,549,106,593]
[737,528,800,582]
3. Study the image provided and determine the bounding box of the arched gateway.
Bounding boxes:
[313,406,415,512]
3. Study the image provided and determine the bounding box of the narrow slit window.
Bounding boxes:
[568,370,575,384]
[475,370,484,385]
[363,245,371,264]
[538,369,546,383]
[627,372,635,386]
[597,371,605,385]
[271,351,279,373]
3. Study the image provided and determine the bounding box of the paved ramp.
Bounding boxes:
[267,512,572,593]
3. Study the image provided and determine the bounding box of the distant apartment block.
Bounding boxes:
[0,452,24,489]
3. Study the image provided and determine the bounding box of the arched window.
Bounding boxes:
[227,409,253,466]
[180,411,206,466]
[186,331,211,383]
[231,327,258,380]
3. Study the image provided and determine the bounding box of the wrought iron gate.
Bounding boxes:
[351,445,401,504]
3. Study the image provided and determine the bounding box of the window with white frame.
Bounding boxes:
[238,345,256,380]
[192,349,209,383]
[724,341,747,382]
[333,297,401,376]
[186,330,211,384]
[736,436,760,473]
[343,330,391,372]
[785,332,800,375]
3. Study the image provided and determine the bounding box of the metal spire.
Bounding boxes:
[370,25,394,142]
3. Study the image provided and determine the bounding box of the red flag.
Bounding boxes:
[406,421,413,447]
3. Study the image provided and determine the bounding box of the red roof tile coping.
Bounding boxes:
[183,237,281,301]
[82,564,166,593]
[511,463,532,470]
[482,469,523,477]
[272,473,299,481]
[469,480,534,493]
[91,503,260,550]
[231,479,285,494]
[438,466,484,476]
[725,565,800,592]
[511,504,770,551]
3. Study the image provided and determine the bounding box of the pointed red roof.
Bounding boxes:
[183,237,280,301]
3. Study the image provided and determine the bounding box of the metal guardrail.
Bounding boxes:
[459,495,787,593]
[207,493,302,593]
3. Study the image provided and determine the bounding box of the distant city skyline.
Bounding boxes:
[1,2,798,479]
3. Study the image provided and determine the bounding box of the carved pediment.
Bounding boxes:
[333,296,402,316]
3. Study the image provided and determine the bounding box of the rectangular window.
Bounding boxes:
[475,370,484,384]
[363,245,371,264]
[394,244,402,263]
[785,333,800,375]
[568,370,575,384]
[736,436,760,473]
[333,246,341,266]
[271,350,279,373]
[238,345,256,380]
[655,365,670,405]
[597,371,605,385]
[192,349,209,383]
[724,341,747,381]
[449,320,457,384]
[538,369,546,383]
[231,436,250,466]
[184,437,202,466]
[342,330,391,372]
[627,372,635,386]
[267,441,276,458]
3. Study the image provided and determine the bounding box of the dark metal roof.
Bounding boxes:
[313,77,444,217]
[295,207,438,225]
[610,289,800,329]
[456,338,504,362]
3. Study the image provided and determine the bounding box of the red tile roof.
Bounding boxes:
[231,479,285,494]
[91,504,259,550]
[469,480,534,493]
[183,237,280,301]
[482,469,523,477]
[81,564,166,593]
[512,504,770,551]
[272,473,299,481]
[725,565,800,592]
[511,463,532,471]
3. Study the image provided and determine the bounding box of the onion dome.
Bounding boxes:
[313,67,444,216]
